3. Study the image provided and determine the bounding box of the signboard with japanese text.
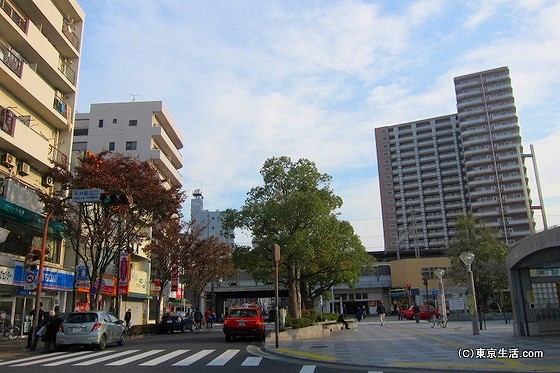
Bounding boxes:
[72,189,101,203]
[118,252,130,295]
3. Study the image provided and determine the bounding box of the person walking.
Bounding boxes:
[377,301,386,326]
[27,302,45,350]
[124,308,132,329]
[413,303,420,323]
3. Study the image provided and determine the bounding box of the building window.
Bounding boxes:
[129,120,137,126]
[113,118,117,124]
[125,141,137,150]
[73,128,88,136]
[109,142,115,151]
[98,119,104,128]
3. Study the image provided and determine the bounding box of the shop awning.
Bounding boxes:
[125,293,153,300]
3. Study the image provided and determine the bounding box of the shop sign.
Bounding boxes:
[170,264,178,292]
[118,252,130,295]
[91,275,116,296]
[0,265,14,285]
[150,279,161,295]
[13,264,73,291]
[129,269,147,293]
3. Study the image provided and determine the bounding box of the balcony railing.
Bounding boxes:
[58,59,76,85]
[1,0,27,32]
[48,144,68,168]
[62,25,80,50]
[0,42,24,77]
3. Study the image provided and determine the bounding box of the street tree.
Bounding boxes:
[447,213,509,312]
[224,156,371,318]
[40,151,184,310]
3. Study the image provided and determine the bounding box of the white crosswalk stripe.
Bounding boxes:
[106,349,164,366]
[74,349,139,366]
[300,365,316,373]
[139,349,190,366]
[44,350,114,366]
[11,351,92,367]
[172,349,214,366]
[207,349,240,366]
[241,356,262,366]
[0,352,67,366]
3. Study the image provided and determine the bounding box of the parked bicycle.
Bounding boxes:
[430,313,448,328]
[0,318,21,342]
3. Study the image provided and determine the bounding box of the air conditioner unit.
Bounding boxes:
[42,175,54,187]
[2,153,16,168]
[18,162,30,176]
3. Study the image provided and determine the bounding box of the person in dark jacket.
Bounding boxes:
[413,303,421,323]
[377,301,386,326]
[44,310,65,352]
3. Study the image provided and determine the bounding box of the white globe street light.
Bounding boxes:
[434,268,447,322]
[460,252,479,335]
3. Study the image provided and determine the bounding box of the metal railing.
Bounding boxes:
[48,144,68,168]
[0,42,24,77]
[62,25,80,50]
[0,0,27,32]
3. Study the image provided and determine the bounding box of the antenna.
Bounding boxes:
[130,94,140,102]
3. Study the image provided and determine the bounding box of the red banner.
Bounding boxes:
[170,264,178,292]
[118,252,130,295]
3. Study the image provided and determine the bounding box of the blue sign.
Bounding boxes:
[432,290,438,297]
[13,264,74,291]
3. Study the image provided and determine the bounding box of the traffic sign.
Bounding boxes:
[72,189,101,203]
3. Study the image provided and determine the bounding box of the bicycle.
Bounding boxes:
[0,319,21,342]
[430,313,448,328]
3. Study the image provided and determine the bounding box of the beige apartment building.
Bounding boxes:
[0,0,84,329]
[72,100,184,324]
[376,67,535,257]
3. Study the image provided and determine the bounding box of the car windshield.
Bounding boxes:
[65,313,98,323]
[229,309,258,317]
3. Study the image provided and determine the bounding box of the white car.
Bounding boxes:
[56,311,125,350]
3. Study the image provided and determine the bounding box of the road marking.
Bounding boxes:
[275,348,338,361]
[74,349,139,366]
[106,349,164,366]
[44,350,114,366]
[207,349,240,366]
[11,351,91,367]
[241,356,262,366]
[300,365,316,373]
[139,349,190,366]
[172,349,213,366]
[0,352,67,366]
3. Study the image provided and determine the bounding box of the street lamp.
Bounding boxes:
[460,252,479,335]
[434,269,447,323]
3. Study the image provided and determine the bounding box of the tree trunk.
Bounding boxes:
[287,263,302,319]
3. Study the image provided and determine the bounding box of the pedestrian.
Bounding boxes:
[362,305,367,319]
[27,302,45,350]
[124,308,132,329]
[396,303,402,320]
[205,309,214,329]
[355,308,362,322]
[108,305,115,315]
[337,313,350,330]
[193,309,203,329]
[413,303,420,323]
[377,301,386,326]
[44,310,63,352]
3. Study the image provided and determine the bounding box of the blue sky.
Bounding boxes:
[75,1,560,251]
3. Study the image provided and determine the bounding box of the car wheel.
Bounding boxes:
[118,331,126,346]
[225,334,231,342]
[97,334,107,350]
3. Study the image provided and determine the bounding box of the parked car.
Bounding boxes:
[56,311,125,350]
[400,304,447,320]
[223,307,266,342]
[158,312,194,333]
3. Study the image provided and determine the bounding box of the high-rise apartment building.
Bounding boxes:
[454,67,534,245]
[73,101,184,188]
[376,67,535,257]
[0,0,84,323]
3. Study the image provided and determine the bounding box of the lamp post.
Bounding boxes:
[460,252,479,335]
[272,244,281,349]
[434,269,447,322]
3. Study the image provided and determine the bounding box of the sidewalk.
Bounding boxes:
[264,317,560,371]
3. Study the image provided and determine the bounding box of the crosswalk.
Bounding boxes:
[0,349,255,368]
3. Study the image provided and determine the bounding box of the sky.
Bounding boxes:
[75,0,560,251]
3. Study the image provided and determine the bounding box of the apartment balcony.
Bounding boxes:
[150,149,183,187]
[437,143,456,152]
[461,136,489,147]
[455,88,482,100]
[457,97,483,110]
[151,125,184,169]
[0,42,24,76]
[423,195,441,203]
[485,91,513,104]
[455,77,481,89]
[422,179,438,186]
[465,156,491,167]
[1,0,28,32]
[461,125,489,136]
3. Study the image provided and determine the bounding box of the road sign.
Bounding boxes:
[72,189,101,203]
[432,290,438,297]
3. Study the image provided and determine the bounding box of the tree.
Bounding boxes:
[447,213,509,312]
[40,151,184,310]
[224,156,372,318]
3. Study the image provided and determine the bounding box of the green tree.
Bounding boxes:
[224,156,372,318]
[447,213,509,311]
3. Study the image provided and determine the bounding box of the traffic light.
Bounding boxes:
[407,283,412,290]
[99,192,132,206]
[24,249,41,271]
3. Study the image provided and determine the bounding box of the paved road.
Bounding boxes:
[263,316,560,372]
